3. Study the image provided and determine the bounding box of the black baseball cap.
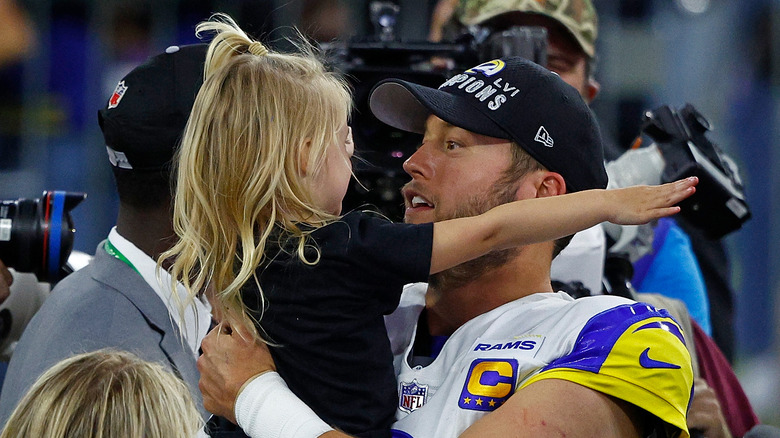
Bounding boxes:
[98,44,207,172]
[368,57,608,192]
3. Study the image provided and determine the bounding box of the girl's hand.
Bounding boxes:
[608,176,698,225]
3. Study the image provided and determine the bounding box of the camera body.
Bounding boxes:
[0,191,86,283]
[641,104,751,239]
[326,25,548,220]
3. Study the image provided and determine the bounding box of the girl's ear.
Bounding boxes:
[299,138,313,177]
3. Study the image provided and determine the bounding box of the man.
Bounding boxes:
[197,56,694,438]
[439,0,730,345]
[429,0,613,296]
[432,2,754,437]
[430,0,599,101]
[0,44,211,424]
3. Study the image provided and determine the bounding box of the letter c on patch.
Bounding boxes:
[467,361,514,398]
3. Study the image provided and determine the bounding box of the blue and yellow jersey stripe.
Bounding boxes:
[519,303,694,438]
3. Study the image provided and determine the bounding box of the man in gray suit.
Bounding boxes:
[0,44,211,424]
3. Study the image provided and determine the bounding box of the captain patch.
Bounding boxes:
[458,359,517,412]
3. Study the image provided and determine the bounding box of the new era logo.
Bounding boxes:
[535,126,554,148]
[106,146,133,169]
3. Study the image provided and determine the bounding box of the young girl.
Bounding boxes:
[166,13,697,437]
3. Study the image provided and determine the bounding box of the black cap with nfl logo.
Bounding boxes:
[98,44,207,172]
[368,57,608,192]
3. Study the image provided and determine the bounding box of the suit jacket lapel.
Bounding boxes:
[89,242,205,414]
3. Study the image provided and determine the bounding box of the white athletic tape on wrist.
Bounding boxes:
[235,371,334,438]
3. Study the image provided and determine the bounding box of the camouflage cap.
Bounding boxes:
[457,0,598,58]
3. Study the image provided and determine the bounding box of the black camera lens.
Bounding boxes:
[0,191,86,283]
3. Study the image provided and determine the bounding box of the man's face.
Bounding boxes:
[401,115,518,225]
[482,13,596,101]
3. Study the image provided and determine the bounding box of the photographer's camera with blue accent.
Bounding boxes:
[0,191,86,283]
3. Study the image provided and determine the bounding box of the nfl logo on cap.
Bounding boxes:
[108,81,128,109]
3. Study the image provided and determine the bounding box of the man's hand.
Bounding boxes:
[197,322,276,423]
[0,259,12,304]
[688,378,732,438]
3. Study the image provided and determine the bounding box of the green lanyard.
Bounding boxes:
[104,239,141,275]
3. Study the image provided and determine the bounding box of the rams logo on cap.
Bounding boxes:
[465,59,505,77]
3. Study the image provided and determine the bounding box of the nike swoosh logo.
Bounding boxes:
[639,347,681,369]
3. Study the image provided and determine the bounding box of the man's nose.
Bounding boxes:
[403,146,432,179]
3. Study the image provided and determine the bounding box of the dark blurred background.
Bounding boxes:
[0,0,777,425]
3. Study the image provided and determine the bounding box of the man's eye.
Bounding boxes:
[548,59,576,74]
[445,140,460,150]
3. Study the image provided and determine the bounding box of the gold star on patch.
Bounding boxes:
[489,399,496,407]
[463,397,472,404]
[476,398,483,406]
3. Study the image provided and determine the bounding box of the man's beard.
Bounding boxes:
[429,178,521,293]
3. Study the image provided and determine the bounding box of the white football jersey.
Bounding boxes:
[385,283,693,438]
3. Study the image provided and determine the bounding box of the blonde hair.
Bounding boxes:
[163,13,353,339]
[0,349,203,438]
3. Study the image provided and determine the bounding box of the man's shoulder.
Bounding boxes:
[438,294,645,355]
[485,292,635,329]
[28,256,166,339]
[50,247,161,306]
[46,263,142,311]
[521,298,694,437]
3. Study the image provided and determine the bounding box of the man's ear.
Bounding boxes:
[513,170,566,200]
[537,172,567,198]
[584,78,600,103]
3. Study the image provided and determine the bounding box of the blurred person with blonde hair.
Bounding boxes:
[168,12,697,438]
[0,349,203,438]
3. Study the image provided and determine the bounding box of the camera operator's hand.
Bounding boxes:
[429,0,458,42]
[0,258,12,303]
[688,378,732,438]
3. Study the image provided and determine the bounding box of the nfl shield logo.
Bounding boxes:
[399,380,428,413]
[108,81,128,109]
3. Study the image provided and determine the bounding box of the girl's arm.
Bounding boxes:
[429,177,698,274]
